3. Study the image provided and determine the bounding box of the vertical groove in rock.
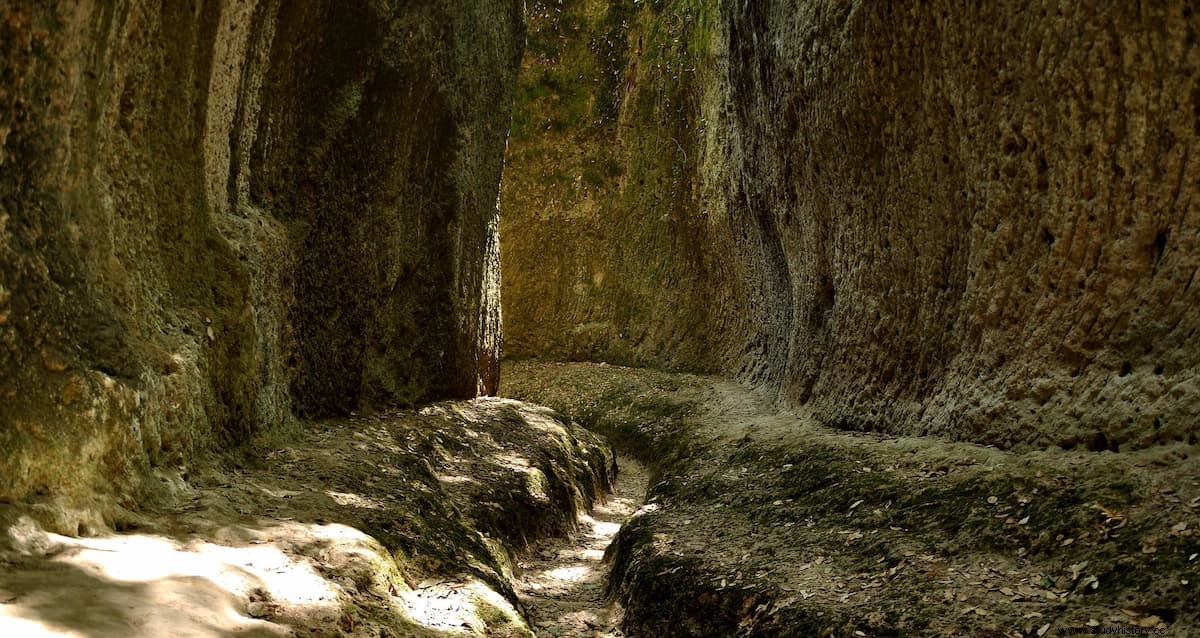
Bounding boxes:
[0,0,523,524]
[499,0,1200,450]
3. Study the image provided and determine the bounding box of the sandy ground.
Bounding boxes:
[515,456,649,638]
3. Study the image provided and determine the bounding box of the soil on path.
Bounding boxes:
[0,398,616,638]
[516,456,649,638]
[503,361,1200,637]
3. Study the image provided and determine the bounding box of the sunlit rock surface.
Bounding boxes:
[0,397,613,637]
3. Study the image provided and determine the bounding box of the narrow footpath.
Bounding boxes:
[503,362,1199,636]
[515,456,650,638]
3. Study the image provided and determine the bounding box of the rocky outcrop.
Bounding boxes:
[0,1,521,526]
[500,0,1200,451]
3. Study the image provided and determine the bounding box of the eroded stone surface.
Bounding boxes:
[0,1,521,524]
[500,1,1200,451]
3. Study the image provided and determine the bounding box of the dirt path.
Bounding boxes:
[503,362,1200,636]
[515,456,649,638]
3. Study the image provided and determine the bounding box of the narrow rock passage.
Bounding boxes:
[515,456,649,637]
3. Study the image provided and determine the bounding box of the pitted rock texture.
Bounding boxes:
[0,1,521,524]
[718,1,1200,451]
[500,0,1200,451]
[500,0,741,372]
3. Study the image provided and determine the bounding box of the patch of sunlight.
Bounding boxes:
[493,449,557,500]
[436,474,478,485]
[544,565,591,582]
[0,614,79,638]
[635,503,660,516]
[400,578,524,633]
[0,517,372,638]
[325,490,385,510]
[496,452,532,469]
[525,468,550,502]
[579,513,621,538]
[580,548,606,561]
[592,521,621,536]
[522,411,569,437]
[252,482,302,499]
[57,530,340,607]
[419,405,447,417]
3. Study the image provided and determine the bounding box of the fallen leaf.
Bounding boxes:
[1037,624,1050,636]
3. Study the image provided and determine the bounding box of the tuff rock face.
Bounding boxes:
[500,0,1200,451]
[0,1,520,524]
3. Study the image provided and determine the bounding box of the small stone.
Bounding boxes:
[247,602,269,618]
